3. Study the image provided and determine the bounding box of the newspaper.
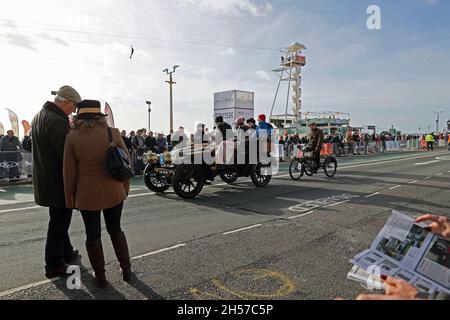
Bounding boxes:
[348,210,450,294]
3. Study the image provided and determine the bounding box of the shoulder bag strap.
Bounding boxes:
[107,127,115,147]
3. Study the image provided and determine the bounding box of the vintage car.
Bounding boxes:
[143,141,273,199]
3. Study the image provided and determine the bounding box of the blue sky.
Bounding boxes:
[0,0,449,135]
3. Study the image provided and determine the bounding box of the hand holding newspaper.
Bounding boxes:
[348,210,450,295]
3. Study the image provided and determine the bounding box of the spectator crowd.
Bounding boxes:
[278,130,447,159]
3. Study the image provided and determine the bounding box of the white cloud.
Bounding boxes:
[1,0,449,135]
[176,0,273,16]
[255,70,271,81]
[220,47,236,55]
[195,67,217,76]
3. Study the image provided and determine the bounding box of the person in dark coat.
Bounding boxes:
[171,126,187,149]
[121,130,132,154]
[144,131,158,153]
[156,133,167,153]
[307,122,324,172]
[215,116,232,142]
[0,130,23,181]
[31,85,81,278]
[0,130,22,151]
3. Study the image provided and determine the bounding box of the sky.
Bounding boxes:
[1,0,450,137]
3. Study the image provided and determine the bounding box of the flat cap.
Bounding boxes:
[57,85,82,103]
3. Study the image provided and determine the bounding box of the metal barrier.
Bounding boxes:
[278,138,426,161]
[0,151,32,180]
[0,138,442,180]
[132,148,151,174]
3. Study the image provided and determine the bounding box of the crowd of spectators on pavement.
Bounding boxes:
[1,122,450,179]
[279,130,446,159]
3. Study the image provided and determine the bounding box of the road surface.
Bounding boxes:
[0,150,449,300]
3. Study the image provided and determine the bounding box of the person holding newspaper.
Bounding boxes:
[357,214,450,300]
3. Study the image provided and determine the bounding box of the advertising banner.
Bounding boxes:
[105,102,115,128]
[6,108,19,137]
[214,90,254,126]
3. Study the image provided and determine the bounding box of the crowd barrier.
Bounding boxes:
[278,138,444,161]
[1,138,448,182]
[0,151,32,180]
[132,148,150,173]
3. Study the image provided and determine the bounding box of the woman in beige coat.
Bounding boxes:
[63,100,132,288]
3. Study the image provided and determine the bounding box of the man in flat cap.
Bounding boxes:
[308,122,324,173]
[32,85,81,278]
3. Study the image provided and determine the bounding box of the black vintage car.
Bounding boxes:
[143,141,273,199]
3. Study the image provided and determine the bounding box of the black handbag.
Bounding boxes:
[107,127,134,182]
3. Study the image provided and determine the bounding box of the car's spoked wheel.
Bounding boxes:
[289,159,304,180]
[251,162,272,187]
[172,165,204,199]
[144,164,170,192]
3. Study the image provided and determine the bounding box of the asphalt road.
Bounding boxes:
[0,150,449,300]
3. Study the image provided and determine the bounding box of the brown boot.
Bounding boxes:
[110,231,132,282]
[85,239,107,288]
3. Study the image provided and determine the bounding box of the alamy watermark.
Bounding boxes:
[66,265,81,290]
[367,5,382,30]
[365,265,383,291]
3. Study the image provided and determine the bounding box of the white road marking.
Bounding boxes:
[276,197,302,202]
[414,160,441,166]
[275,153,446,176]
[436,173,443,176]
[365,192,380,198]
[340,153,446,169]
[131,244,186,260]
[223,224,262,235]
[0,199,35,205]
[327,200,350,207]
[0,206,40,214]
[127,192,155,198]
[289,211,315,219]
[0,279,52,298]
[389,185,402,190]
[0,243,188,298]
[423,176,431,180]
[408,180,418,184]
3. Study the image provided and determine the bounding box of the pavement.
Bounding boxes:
[0,150,449,300]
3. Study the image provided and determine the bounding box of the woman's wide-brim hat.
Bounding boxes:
[74,100,107,119]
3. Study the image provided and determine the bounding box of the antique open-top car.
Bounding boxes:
[143,141,273,199]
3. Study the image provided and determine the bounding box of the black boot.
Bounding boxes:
[85,239,107,288]
[110,231,133,282]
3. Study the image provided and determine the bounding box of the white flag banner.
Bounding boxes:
[5,108,19,137]
[104,102,115,128]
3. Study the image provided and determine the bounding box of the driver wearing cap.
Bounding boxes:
[308,122,324,172]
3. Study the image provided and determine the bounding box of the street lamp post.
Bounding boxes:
[433,110,444,132]
[163,65,179,132]
[146,101,152,132]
